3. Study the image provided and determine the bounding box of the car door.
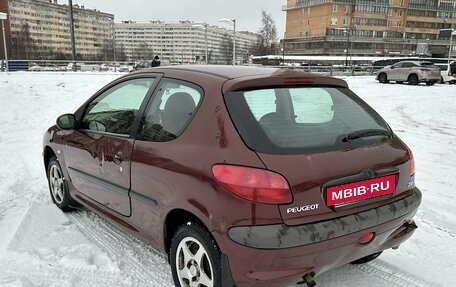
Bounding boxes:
[400,62,417,81]
[128,79,203,237]
[64,77,159,216]
[387,62,403,80]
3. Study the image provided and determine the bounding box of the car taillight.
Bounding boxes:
[406,147,415,176]
[212,164,293,204]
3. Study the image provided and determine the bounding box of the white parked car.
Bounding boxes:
[435,62,456,84]
[376,61,441,86]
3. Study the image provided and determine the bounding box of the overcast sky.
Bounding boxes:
[63,0,286,37]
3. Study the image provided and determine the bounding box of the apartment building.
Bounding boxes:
[283,0,456,57]
[115,20,258,64]
[0,0,10,60]
[1,0,114,60]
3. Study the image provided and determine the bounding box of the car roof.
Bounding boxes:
[397,60,433,65]
[129,65,349,90]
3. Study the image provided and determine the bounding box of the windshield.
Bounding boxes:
[225,87,391,154]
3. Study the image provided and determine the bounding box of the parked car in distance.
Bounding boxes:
[376,60,441,85]
[131,59,170,71]
[435,61,456,84]
[43,66,421,287]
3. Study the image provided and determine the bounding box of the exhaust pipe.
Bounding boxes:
[392,220,418,245]
[297,272,316,287]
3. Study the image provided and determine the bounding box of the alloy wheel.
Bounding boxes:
[176,236,214,287]
[49,165,64,204]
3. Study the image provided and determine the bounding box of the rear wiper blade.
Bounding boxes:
[342,129,393,142]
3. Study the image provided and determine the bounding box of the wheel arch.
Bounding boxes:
[378,72,387,78]
[43,146,56,174]
[164,208,214,260]
[408,73,418,80]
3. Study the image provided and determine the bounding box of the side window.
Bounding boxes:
[139,79,202,142]
[402,62,416,68]
[290,88,334,124]
[81,78,155,135]
[392,62,403,68]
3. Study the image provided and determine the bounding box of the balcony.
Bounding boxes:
[282,0,354,11]
[408,3,454,11]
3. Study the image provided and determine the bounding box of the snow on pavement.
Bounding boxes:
[0,72,455,286]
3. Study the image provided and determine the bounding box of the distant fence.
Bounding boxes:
[272,64,376,76]
[1,59,377,76]
[1,60,133,72]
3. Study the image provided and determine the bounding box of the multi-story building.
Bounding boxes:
[0,0,10,61]
[283,0,456,58]
[115,20,258,64]
[1,0,114,60]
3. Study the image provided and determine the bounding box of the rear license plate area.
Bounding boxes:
[326,175,396,206]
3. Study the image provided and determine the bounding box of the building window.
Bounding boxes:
[397,21,402,27]
[308,7,311,15]
[398,9,402,16]
[331,17,338,25]
[333,5,338,13]
[345,5,350,14]
[343,17,350,25]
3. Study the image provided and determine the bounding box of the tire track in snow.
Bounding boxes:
[393,103,456,137]
[0,260,135,287]
[356,260,438,287]
[67,210,174,287]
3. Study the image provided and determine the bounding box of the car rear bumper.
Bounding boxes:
[418,73,440,82]
[216,187,421,287]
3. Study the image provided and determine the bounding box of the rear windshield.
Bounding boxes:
[225,87,391,154]
[451,63,456,73]
[436,64,448,71]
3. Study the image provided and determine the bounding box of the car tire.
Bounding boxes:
[350,251,383,265]
[170,222,222,287]
[378,73,388,84]
[426,81,436,86]
[47,156,75,212]
[408,74,419,85]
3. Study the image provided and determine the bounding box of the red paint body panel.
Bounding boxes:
[65,130,133,216]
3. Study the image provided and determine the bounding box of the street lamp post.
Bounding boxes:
[68,0,76,62]
[218,18,236,65]
[343,29,350,66]
[0,12,9,72]
[192,23,208,64]
[111,19,116,72]
[448,30,456,65]
[281,47,285,65]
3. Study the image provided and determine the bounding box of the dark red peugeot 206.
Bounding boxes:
[43,66,421,287]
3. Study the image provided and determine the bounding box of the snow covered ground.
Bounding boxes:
[0,72,455,287]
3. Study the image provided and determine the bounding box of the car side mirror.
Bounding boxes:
[390,66,395,69]
[56,114,76,130]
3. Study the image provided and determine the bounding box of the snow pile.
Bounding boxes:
[0,72,455,286]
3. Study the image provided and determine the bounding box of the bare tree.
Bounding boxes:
[221,33,233,64]
[252,9,278,56]
[11,22,39,59]
[131,41,154,61]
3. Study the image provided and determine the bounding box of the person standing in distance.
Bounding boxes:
[152,55,161,67]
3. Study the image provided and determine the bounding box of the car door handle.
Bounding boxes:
[114,151,123,163]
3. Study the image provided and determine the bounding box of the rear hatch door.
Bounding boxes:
[224,84,414,225]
